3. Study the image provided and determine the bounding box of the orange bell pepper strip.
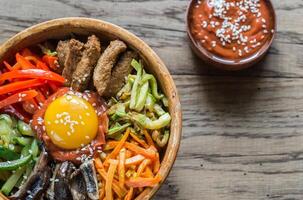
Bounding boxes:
[0,90,38,109]
[106,161,118,200]
[118,148,126,188]
[0,69,66,83]
[0,79,45,95]
[125,175,161,188]
[130,132,149,149]
[16,53,36,69]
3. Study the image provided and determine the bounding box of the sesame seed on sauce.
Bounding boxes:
[190,0,274,60]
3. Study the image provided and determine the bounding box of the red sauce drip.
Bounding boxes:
[32,87,108,165]
[189,0,274,61]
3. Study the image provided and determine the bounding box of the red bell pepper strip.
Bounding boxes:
[0,90,38,109]
[0,69,66,83]
[21,48,37,58]
[35,90,46,105]
[3,61,13,71]
[42,55,59,71]
[0,79,45,95]
[2,105,30,123]
[16,53,36,69]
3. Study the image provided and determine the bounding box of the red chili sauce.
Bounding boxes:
[189,0,275,61]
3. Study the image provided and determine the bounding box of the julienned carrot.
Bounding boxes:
[124,187,133,200]
[125,175,161,188]
[137,159,151,177]
[105,141,156,160]
[94,157,104,169]
[142,167,154,178]
[125,155,145,167]
[99,183,105,200]
[130,132,149,149]
[0,90,38,109]
[104,129,130,165]
[143,129,156,148]
[124,143,157,160]
[16,53,36,69]
[97,168,127,198]
[119,148,126,188]
[153,152,160,174]
[106,161,117,200]
[0,79,45,95]
[0,69,66,83]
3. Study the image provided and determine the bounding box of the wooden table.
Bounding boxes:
[1,0,302,199]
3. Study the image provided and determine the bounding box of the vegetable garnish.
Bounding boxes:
[0,90,38,110]
[94,128,162,199]
[0,79,45,95]
[0,113,40,196]
[0,69,65,83]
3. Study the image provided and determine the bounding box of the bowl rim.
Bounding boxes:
[185,0,277,70]
[0,17,182,199]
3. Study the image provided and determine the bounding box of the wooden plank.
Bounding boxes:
[155,75,303,199]
[0,0,302,77]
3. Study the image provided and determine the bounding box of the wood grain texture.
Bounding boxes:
[0,0,303,200]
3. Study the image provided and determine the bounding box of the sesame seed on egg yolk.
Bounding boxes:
[44,94,98,150]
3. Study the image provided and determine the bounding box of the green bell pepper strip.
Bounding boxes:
[17,120,34,136]
[129,112,171,130]
[134,81,149,112]
[130,60,143,109]
[0,154,32,171]
[1,166,26,195]
[0,147,19,161]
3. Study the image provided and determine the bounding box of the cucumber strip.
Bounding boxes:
[0,147,19,161]
[0,155,32,171]
[1,166,26,195]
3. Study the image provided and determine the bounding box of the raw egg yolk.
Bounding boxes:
[44,94,98,150]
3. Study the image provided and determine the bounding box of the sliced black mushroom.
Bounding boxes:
[10,149,51,200]
[80,160,99,200]
[70,169,89,200]
[53,161,75,200]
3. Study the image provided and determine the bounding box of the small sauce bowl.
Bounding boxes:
[186,0,277,70]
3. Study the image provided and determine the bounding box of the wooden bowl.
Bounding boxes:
[186,0,277,71]
[0,18,182,199]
